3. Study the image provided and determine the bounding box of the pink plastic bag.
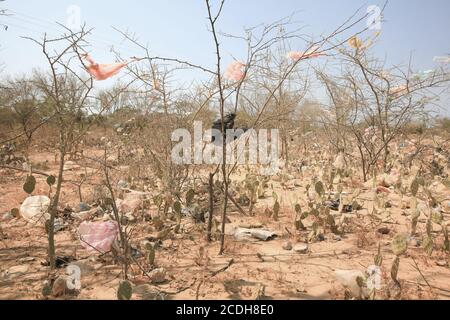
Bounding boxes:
[287,45,326,62]
[224,61,246,81]
[83,54,130,81]
[78,220,119,253]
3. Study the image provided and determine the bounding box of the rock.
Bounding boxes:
[380,173,399,188]
[74,202,91,213]
[133,284,162,300]
[120,193,143,213]
[52,276,74,297]
[149,268,167,284]
[436,260,448,267]
[334,269,367,298]
[377,227,390,235]
[20,196,50,225]
[332,234,342,241]
[71,211,90,221]
[282,241,293,251]
[293,244,309,254]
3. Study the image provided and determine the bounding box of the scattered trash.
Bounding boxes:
[78,221,119,254]
[238,222,264,229]
[53,218,66,233]
[124,212,137,223]
[69,260,95,276]
[233,228,277,241]
[2,212,14,221]
[117,180,129,190]
[20,195,50,225]
[120,192,143,213]
[41,256,76,269]
[18,257,36,263]
[3,265,29,279]
[334,269,367,298]
[74,202,91,213]
[325,199,354,213]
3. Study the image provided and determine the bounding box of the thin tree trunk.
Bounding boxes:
[206,172,214,242]
[48,145,65,270]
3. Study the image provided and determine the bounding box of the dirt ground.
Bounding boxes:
[0,142,449,300]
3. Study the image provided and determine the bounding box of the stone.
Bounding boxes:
[149,268,167,284]
[436,260,448,267]
[52,276,76,297]
[282,241,292,251]
[332,234,342,241]
[293,244,309,254]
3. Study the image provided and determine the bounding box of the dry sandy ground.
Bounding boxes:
[0,148,449,300]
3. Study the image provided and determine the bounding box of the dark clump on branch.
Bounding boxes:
[211,113,248,146]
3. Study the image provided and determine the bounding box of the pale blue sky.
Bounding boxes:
[1,0,449,113]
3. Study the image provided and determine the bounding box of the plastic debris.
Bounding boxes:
[78,221,119,253]
[20,195,51,225]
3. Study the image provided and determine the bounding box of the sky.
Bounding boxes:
[0,0,449,113]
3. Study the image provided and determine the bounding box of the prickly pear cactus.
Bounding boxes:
[391,234,408,256]
[117,280,133,300]
[146,243,155,266]
[23,175,36,194]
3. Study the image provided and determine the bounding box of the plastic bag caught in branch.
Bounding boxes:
[78,220,119,253]
[83,54,137,80]
[286,45,326,62]
[224,61,246,81]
